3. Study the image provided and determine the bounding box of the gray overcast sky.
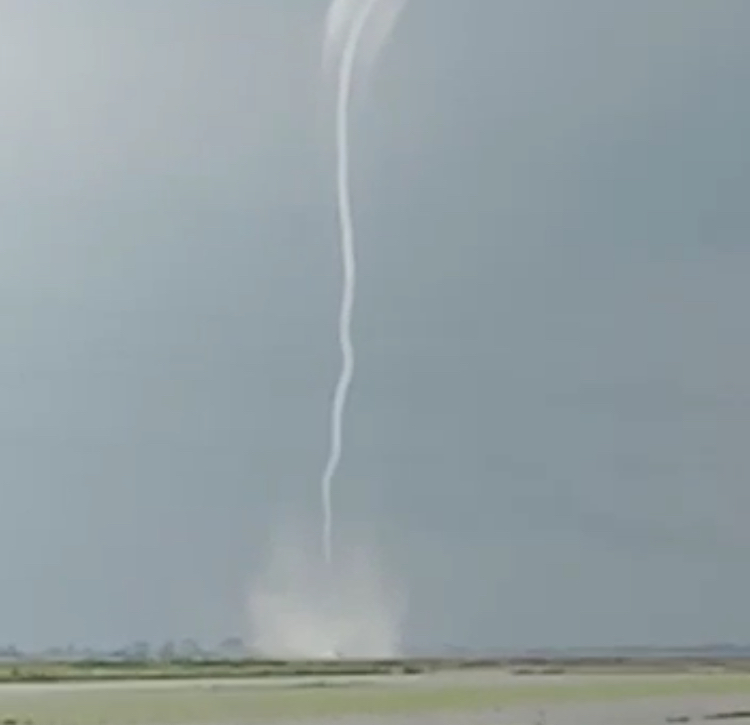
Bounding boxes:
[1,0,749,652]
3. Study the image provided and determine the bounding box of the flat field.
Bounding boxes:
[1,666,750,725]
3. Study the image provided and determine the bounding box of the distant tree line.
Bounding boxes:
[0,637,249,663]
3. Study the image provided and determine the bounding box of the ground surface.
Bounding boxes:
[1,670,750,725]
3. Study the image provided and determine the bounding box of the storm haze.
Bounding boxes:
[0,0,749,652]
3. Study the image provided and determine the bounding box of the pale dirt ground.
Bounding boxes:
[288,694,750,725]
[0,669,722,694]
[1,670,750,724]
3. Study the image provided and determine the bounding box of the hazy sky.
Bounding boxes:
[1,0,749,652]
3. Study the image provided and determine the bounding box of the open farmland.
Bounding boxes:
[1,666,750,725]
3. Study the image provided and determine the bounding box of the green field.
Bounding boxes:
[1,674,750,725]
[1,655,748,684]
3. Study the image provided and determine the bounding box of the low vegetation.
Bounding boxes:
[1,655,750,683]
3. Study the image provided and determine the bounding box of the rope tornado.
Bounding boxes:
[320,0,407,566]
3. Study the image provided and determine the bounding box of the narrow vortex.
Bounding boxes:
[321,0,381,566]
